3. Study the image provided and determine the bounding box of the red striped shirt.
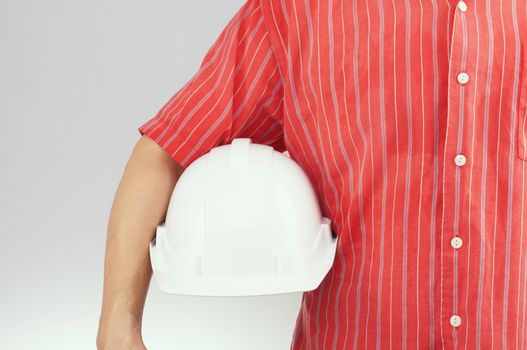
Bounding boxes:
[138,0,527,348]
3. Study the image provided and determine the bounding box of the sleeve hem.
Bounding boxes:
[137,121,191,169]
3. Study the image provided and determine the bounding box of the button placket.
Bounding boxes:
[442,2,469,347]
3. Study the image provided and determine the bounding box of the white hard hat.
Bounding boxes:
[150,138,338,297]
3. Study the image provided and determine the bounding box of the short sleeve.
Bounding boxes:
[138,0,286,168]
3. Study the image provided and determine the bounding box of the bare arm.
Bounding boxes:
[96,135,184,350]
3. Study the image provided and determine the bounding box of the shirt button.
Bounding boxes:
[454,154,467,166]
[457,1,468,12]
[450,314,462,327]
[451,237,463,249]
[457,72,470,84]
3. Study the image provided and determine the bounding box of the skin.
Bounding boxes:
[96,135,184,350]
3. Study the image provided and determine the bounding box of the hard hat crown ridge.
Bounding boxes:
[150,138,338,296]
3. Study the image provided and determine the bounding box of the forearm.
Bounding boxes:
[97,135,183,346]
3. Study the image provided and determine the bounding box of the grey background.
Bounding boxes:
[0,1,301,349]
